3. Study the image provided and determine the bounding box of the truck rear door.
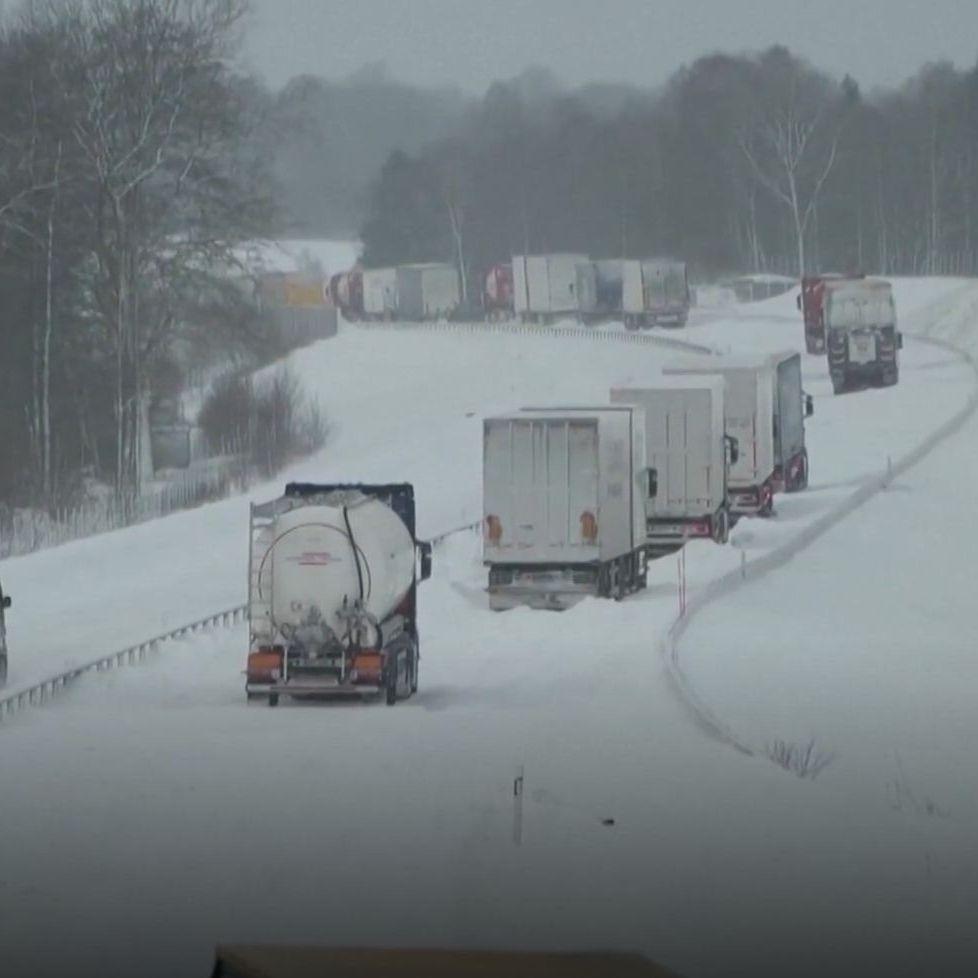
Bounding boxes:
[484,418,599,563]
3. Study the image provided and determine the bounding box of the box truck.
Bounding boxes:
[623,259,690,329]
[512,254,587,324]
[576,259,625,324]
[395,262,460,320]
[611,378,735,550]
[483,406,650,610]
[361,267,398,319]
[664,352,813,515]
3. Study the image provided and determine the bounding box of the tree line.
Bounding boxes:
[359,48,978,292]
[0,0,273,513]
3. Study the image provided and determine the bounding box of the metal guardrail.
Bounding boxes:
[0,524,480,725]
[0,605,248,723]
[354,318,718,356]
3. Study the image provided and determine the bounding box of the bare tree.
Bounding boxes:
[738,52,844,275]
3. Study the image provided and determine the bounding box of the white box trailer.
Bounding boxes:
[483,406,649,610]
[664,351,812,514]
[395,263,460,320]
[769,350,812,492]
[512,254,588,323]
[576,259,625,323]
[362,267,398,319]
[664,355,776,515]
[622,259,690,329]
[611,377,732,549]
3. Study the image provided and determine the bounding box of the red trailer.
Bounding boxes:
[798,272,864,354]
[483,261,514,320]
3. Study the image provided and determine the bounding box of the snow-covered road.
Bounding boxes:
[1,279,978,978]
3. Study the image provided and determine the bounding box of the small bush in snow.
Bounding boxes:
[765,738,835,780]
[198,366,327,478]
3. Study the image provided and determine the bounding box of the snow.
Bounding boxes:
[1,276,978,977]
[233,237,360,276]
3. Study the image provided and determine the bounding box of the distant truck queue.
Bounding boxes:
[330,253,690,328]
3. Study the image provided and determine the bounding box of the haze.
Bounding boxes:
[245,0,978,92]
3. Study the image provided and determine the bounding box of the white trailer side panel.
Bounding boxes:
[411,263,460,318]
[512,254,587,314]
[362,267,397,316]
[483,407,644,565]
[663,358,774,488]
[621,260,644,314]
[611,378,726,518]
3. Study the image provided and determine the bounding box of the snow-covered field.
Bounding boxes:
[1,278,977,977]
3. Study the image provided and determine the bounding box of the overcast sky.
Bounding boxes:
[244,0,978,94]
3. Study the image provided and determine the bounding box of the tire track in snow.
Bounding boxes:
[661,318,978,759]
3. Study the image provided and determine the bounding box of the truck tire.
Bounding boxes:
[881,366,899,387]
[0,654,7,687]
[713,508,730,544]
[268,693,279,708]
[385,651,401,705]
[787,450,809,492]
[410,652,419,695]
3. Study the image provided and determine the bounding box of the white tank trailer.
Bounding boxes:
[611,377,736,551]
[483,406,650,611]
[246,483,432,706]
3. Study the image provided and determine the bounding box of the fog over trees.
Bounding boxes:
[2,1,978,519]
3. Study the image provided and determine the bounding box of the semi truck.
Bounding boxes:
[576,259,625,324]
[611,377,736,551]
[483,262,514,320]
[0,578,10,686]
[512,254,587,324]
[623,259,690,329]
[329,268,363,320]
[361,267,398,320]
[483,406,650,610]
[246,483,432,706]
[823,278,902,393]
[664,351,813,516]
[395,262,460,320]
[798,273,865,354]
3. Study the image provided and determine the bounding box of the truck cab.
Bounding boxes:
[823,278,901,393]
[0,579,10,686]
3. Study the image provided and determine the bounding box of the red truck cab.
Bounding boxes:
[798,272,864,354]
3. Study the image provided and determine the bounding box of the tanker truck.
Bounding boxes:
[823,277,902,393]
[246,483,433,707]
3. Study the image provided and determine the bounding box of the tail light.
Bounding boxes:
[688,520,711,537]
[580,511,598,543]
[485,514,502,543]
[247,647,283,682]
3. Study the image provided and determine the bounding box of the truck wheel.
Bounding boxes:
[0,654,7,687]
[714,509,730,544]
[268,693,279,708]
[385,654,400,705]
[784,449,808,492]
[410,653,419,695]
